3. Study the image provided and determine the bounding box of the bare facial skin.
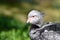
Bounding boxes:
[27,10,44,27]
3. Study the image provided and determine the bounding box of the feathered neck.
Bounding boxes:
[30,24,40,30]
[36,20,44,27]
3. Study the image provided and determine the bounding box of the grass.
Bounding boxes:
[0,14,30,40]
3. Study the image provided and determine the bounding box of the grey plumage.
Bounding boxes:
[29,23,60,40]
[27,10,60,40]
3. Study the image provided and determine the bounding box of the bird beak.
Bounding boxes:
[27,18,32,24]
[27,19,30,23]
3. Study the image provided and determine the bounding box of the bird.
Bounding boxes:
[26,10,60,40]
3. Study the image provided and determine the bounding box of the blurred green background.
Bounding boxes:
[0,0,60,40]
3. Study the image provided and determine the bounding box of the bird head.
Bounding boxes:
[27,10,45,26]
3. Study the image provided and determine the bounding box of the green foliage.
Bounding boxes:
[0,14,30,40]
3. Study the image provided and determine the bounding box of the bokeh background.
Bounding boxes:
[0,0,60,40]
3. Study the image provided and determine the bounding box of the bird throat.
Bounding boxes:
[36,21,44,28]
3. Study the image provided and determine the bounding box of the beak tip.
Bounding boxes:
[27,22,30,24]
[27,21,30,24]
[27,20,29,23]
[27,18,31,23]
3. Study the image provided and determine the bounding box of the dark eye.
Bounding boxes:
[32,16,35,17]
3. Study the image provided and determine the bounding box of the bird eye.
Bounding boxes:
[32,16,35,17]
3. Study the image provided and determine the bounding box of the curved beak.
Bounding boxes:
[27,19,30,23]
[27,17,32,24]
